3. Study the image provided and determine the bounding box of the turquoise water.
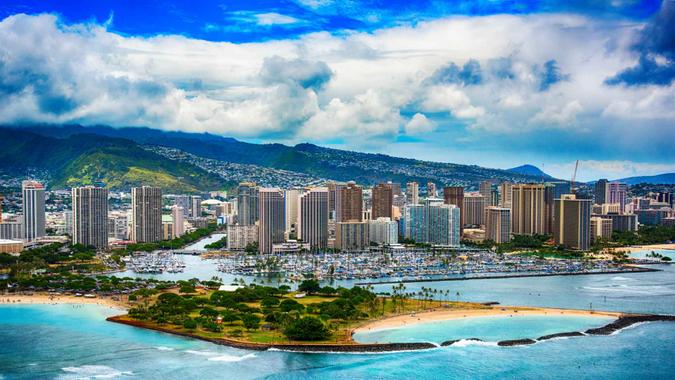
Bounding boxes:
[629,248,674,260]
[353,315,614,344]
[1,262,674,378]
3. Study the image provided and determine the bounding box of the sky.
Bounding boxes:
[0,0,673,181]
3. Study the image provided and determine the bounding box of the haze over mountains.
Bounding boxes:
[0,124,672,191]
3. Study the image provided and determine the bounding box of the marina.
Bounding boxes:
[215,248,642,282]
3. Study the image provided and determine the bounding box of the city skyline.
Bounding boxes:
[0,1,673,181]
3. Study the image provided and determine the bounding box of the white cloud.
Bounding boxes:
[421,85,485,118]
[0,10,672,162]
[530,100,583,127]
[255,13,301,26]
[405,113,436,135]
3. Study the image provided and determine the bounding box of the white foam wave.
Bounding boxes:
[155,346,174,351]
[184,350,218,357]
[610,276,634,281]
[610,321,649,335]
[58,365,133,379]
[267,347,439,355]
[207,353,257,362]
[450,339,498,347]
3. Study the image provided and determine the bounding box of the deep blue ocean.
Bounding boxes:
[1,250,674,379]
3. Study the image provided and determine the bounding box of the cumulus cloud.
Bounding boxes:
[428,59,483,86]
[530,100,583,126]
[405,113,436,135]
[420,85,485,118]
[260,56,333,90]
[0,8,672,164]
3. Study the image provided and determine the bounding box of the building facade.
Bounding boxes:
[297,187,329,249]
[511,184,554,236]
[131,186,163,243]
[368,217,398,245]
[485,207,511,243]
[554,194,591,251]
[335,221,369,251]
[372,183,393,220]
[22,180,45,241]
[72,186,109,249]
[337,182,363,222]
[258,188,286,254]
[237,182,259,225]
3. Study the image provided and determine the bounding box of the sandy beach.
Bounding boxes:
[353,306,622,333]
[0,293,129,309]
[607,243,675,254]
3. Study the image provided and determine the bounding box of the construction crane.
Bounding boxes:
[571,160,579,194]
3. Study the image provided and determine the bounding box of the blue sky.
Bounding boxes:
[0,0,673,180]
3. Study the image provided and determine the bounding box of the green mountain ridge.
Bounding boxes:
[0,129,227,192]
[9,124,555,187]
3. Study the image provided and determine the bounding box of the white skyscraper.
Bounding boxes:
[22,180,45,241]
[172,205,185,238]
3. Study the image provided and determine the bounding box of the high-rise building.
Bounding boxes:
[72,186,109,249]
[190,196,203,218]
[297,187,329,249]
[479,181,497,206]
[131,186,163,243]
[0,193,3,222]
[554,194,591,251]
[337,182,363,222]
[22,180,45,241]
[606,182,627,213]
[174,195,190,217]
[386,182,402,196]
[485,207,511,243]
[171,205,185,238]
[237,182,258,225]
[284,188,302,236]
[227,225,259,250]
[590,217,612,243]
[443,186,465,233]
[511,184,554,236]
[463,193,486,227]
[549,181,572,200]
[335,221,369,251]
[258,188,286,254]
[500,182,513,209]
[368,217,398,245]
[404,198,460,246]
[327,181,339,219]
[172,195,189,217]
[406,182,419,205]
[594,179,608,204]
[372,183,393,220]
[592,213,637,232]
[0,222,23,240]
[427,182,437,197]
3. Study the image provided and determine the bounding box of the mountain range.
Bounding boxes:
[1,124,670,192]
[614,173,675,185]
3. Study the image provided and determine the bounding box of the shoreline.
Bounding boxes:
[0,293,129,310]
[606,244,675,254]
[355,266,659,285]
[352,306,621,334]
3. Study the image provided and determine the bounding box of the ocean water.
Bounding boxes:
[1,253,674,379]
